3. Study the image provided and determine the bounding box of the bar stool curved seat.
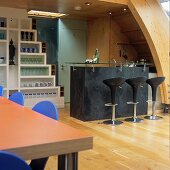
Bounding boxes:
[145,76,165,120]
[103,77,126,125]
[125,76,147,123]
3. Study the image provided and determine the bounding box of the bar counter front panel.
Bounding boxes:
[70,66,149,121]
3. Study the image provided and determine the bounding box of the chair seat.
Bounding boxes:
[126,77,147,103]
[0,86,3,96]
[126,77,146,88]
[0,151,31,170]
[30,101,58,170]
[146,77,165,87]
[103,77,126,88]
[103,77,126,104]
[9,92,24,106]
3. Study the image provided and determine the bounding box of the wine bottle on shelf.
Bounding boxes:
[94,48,100,63]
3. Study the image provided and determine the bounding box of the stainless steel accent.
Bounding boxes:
[144,101,163,120]
[60,64,66,70]
[143,63,146,72]
[103,120,123,125]
[73,65,77,71]
[118,62,123,72]
[134,103,137,119]
[125,102,143,123]
[125,117,143,122]
[104,104,123,125]
[112,104,116,121]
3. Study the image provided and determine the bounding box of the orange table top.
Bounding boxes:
[0,97,93,160]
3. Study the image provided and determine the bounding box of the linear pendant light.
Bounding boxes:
[28,10,67,18]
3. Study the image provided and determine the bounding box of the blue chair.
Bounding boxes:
[0,86,3,96]
[30,101,58,170]
[32,100,58,120]
[9,92,24,106]
[0,151,31,170]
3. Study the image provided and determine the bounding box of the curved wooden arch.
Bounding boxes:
[101,0,170,104]
[128,0,169,104]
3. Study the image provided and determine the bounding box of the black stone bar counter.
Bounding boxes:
[70,66,149,121]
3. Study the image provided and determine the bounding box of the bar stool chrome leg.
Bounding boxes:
[103,104,123,125]
[145,101,163,120]
[125,102,143,123]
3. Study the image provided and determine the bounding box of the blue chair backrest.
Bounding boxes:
[0,86,3,96]
[0,151,31,170]
[32,101,58,120]
[9,92,24,106]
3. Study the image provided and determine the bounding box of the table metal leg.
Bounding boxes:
[58,152,78,170]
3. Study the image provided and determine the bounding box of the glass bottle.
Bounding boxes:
[94,48,100,63]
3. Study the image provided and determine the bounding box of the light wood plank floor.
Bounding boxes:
[45,105,170,170]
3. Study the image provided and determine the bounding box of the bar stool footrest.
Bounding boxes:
[105,103,117,107]
[125,117,143,123]
[103,120,123,126]
[144,115,163,120]
[127,102,138,105]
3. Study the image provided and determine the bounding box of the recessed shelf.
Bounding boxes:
[0,27,7,30]
[20,64,48,67]
[122,29,141,33]
[117,41,147,45]
[20,41,40,44]
[0,64,7,66]
[9,88,19,90]
[0,40,7,43]
[20,53,45,55]
[9,28,18,31]
[20,86,58,90]
[20,76,55,78]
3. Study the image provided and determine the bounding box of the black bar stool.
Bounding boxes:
[144,77,165,120]
[103,77,126,125]
[125,77,147,123]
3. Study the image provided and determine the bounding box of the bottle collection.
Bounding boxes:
[21,81,53,88]
[23,91,57,99]
[21,57,43,64]
[21,67,49,76]
[21,31,34,41]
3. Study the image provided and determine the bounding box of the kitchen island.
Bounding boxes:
[70,66,149,121]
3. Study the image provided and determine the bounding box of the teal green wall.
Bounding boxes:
[36,18,58,64]
[58,19,87,102]
[36,18,87,97]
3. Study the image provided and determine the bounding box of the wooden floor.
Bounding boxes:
[45,105,170,170]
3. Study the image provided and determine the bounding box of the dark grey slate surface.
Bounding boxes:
[70,66,149,121]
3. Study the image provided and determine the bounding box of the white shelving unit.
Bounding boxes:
[0,17,64,108]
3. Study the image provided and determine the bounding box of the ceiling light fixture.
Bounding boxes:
[85,2,92,6]
[28,10,67,18]
[123,8,127,11]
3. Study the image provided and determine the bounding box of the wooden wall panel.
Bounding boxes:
[128,0,169,104]
[87,16,137,63]
[110,17,137,62]
[87,17,110,62]
[98,0,169,104]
